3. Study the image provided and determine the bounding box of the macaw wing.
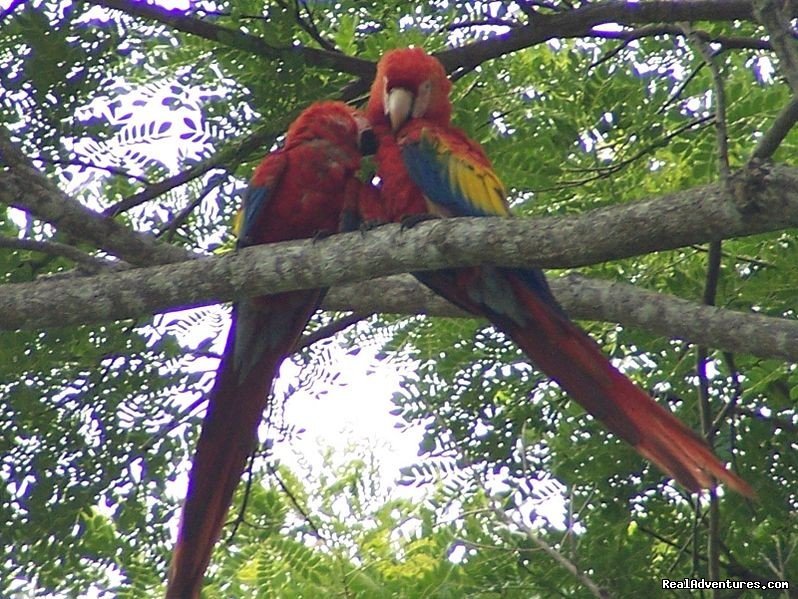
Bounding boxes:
[400,128,510,218]
[401,127,562,316]
[235,150,288,247]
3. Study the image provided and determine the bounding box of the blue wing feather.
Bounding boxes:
[235,151,288,248]
[237,185,271,248]
[400,131,509,218]
[401,129,561,313]
[401,138,487,217]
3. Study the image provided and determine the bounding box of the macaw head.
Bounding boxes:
[367,47,452,132]
[285,101,377,156]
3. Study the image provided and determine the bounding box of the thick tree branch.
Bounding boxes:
[0,170,191,265]
[326,273,798,363]
[591,25,773,52]
[0,128,191,265]
[325,275,465,318]
[1,162,798,362]
[85,0,375,79]
[7,143,795,278]
[437,1,785,73]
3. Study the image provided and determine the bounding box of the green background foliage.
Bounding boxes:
[1,0,795,596]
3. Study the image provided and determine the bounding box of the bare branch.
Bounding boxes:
[533,116,714,192]
[591,24,773,53]
[751,98,798,160]
[731,406,798,433]
[0,235,117,272]
[750,1,798,161]
[157,173,230,242]
[2,163,798,362]
[754,0,798,93]
[103,125,281,217]
[85,0,375,79]
[281,0,339,53]
[0,128,191,265]
[491,503,611,598]
[327,272,798,363]
[437,1,787,74]
[549,274,798,363]
[295,313,366,351]
[37,156,153,185]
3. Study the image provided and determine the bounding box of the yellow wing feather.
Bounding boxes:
[423,129,510,217]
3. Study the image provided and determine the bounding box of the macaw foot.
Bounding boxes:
[359,219,389,233]
[339,209,389,237]
[312,228,336,243]
[400,213,441,230]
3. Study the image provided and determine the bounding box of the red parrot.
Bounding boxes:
[365,48,752,497]
[166,101,376,598]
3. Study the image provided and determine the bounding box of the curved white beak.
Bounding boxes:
[385,87,414,132]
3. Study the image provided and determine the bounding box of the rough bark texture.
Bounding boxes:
[325,274,798,363]
[1,163,798,362]
[0,129,192,266]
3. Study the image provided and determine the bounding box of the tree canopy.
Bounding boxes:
[1,0,796,596]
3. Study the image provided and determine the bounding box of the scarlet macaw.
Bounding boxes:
[166,101,377,598]
[365,48,751,496]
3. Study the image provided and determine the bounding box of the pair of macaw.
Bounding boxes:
[166,48,751,597]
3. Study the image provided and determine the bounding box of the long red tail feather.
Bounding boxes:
[417,268,753,497]
[166,292,322,598]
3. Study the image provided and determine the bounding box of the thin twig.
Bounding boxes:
[683,24,732,591]
[294,312,366,352]
[489,503,611,598]
[754,0,798,93]
[689,244,776,269]
[728,406,798,433]
[712,352,743,433]
[139,394,208,453]
[290,0,339,53]
[750,0,798,162]
[657,61,707,115]
[229,450,258,539]
[36,156,154,185]
[0,235,119,272]
[588,36,637,71]
[267,464,327,541]
[531,115,714,192]
[750,97,798,161]
[157,172,230,242]
[104,159,233,217]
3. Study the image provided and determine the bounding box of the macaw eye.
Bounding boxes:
[412,80,433,118]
